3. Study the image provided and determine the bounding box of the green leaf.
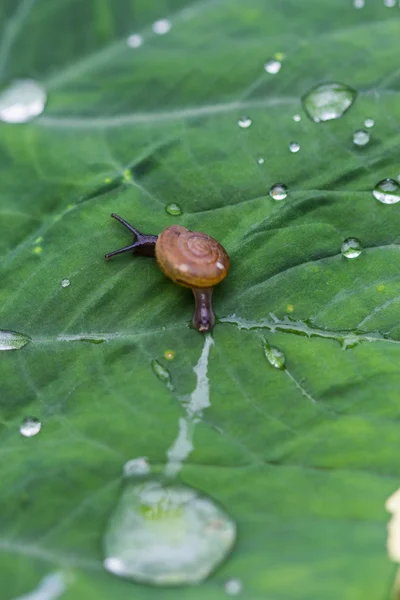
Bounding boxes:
[0,0,399,598]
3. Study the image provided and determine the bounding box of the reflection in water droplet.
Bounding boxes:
[264,59,281,74]
[293,114,301,122]
[257,157,265,165]
[61,279,70,288]
[373,178,400,204]
[20,417,41,437]
[262,338,285,369]
[289,141,300,153]
[123,457,150,477]
[224,578,243,596]
[364,118,375,128]
[165,202,182,216]
[0,79,47,123]
[237,116,252,129]
[353,130,370,147]
[0,329,31,351]
[354,0,365,7]
[151,359,174,391]
[302,82,356,123]
[341,238,362,258]
[103,479,236,585]
[269,183,287,201]
[152,19,171,34]
[127,34,143,48]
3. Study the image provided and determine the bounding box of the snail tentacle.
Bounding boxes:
[105,214,158,259]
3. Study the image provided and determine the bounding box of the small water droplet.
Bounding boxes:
[354,0,365,7]
[384,0,396,7]
[151,359,174,391]
[165,202,182,216]
[364,118,375,128]
[224,578,243,596]
[237,116,252,129]
[0,79,47,123]
[127,34,143,48]
[152,19,171,34]
[264,59,281,74]
[164,350,175,360]
[293,114,301,122]
[341,237,362,258]
[20,417,41,437]
[269,183,287,201]
[103,479,236,585]
[262,339,285,369]
[257,157,265,165]
[123,457,150,477]
[353,130,370,147]
[61,279,70,288]
[0,329,31,351]
[289,141,300,153]
[373,178,400,204]
[302,82,357,123]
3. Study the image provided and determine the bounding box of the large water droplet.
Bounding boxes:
[0,329,31,351]
[353,130,370,147]
[364,118,375,128]
[61,279,70,288]
[20,417,41,437]
[165,202,182,216]
[289,141,300,153]
[373,179,400,204]
[341,237,362,258]
[264,59,281,74]
[269,183,287,201]
[152,19,171,34]
[237,116,252,129]
[123,457,150,478]
[224,578,243,596]
[151,359,174,391]
[0,79,47,123]
[127,34,143,48]
[103,479,236,585]
[302,82,356,123]
[262,339,285,369]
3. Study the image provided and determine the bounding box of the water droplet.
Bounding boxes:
[20,417,41,437]
[127,34,143,48]
[373,178,400,204]
[341,237,362,258]
[384,0,396,7]
[164,350,175,360]
[151,359,174,391]
[0,79,47,123]
[269,183,287,201]
[103,479,236,585]
[354,0,365,7]
[165,202,182,216]
[293,114,301,122]
[61,279,70,288]
[224,578,243,596]
[237,116,252,129]
[264,59,281,74]
[289,141,300,153]
[302,82,357,123]
[262,339,285,369]
[123,457,150,477]
[353,130,370,147]
[364,118,375,128]
[16,572,66,600]
[152,19,171,34]
[257,157,265,165]
[0,329,31,351]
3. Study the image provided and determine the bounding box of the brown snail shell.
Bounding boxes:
[155,225,230,288]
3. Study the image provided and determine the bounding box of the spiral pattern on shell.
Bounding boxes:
[155,225,230,288]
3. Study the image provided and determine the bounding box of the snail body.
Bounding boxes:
[105,214,229,333]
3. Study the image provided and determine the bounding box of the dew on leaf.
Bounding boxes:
[386,488,400,562]
[353,130,370,147]
[0,329,31,351]
[269,183,287,200]
[165,202,183,216]
[293,114,301,122]
[262,338,286,370]
[151,359,174,391]
[152,19,171,34]
[341,237,362,258]
[123,457,150,478]
[384,0,396,7]
[264,59,281,74]
[61,279,70,288]
[373,178,400,204]
[127,34,143,48]
[0,79,47,123]
[289,141,300,153]
[354,0,365,7]
[103,479,236,585]
[364,118,375,128]
[224,578,243,596]
[237,116,252,129]
[257,157,265,164]
[20,417,41,437]
[302,82,356,123]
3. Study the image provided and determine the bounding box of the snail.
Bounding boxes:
[105,213,230,333]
